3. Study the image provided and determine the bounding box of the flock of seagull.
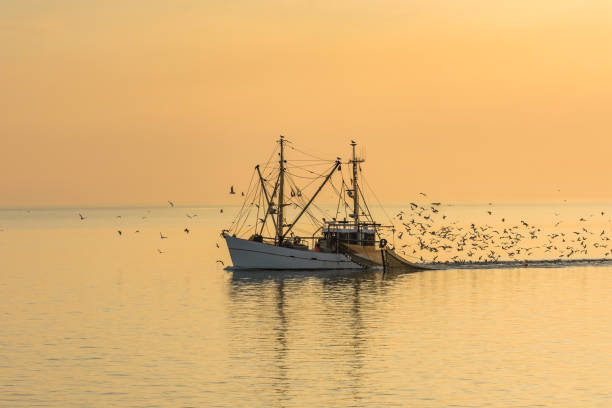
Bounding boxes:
[70,192,612,267]
[392,200,612,265]
[76,201,206,255]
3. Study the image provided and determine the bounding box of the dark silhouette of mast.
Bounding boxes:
[351,141,359,225]
[351,141,364,243]
[277,135,286,245]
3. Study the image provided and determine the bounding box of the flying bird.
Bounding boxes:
[160,232,167,239]
[216,260,225,266]
[419,192,427,197]
[78,213,86,220]
[184,228,190,234]
[168,200,174,207]
[157,249,165,254]
[230,186,236,194]
[117,230,122,236]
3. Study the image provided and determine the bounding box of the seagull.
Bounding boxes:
[160,232,167,239]
[117,230,122,236]
[230,186,236,194]
[78,213,86,220]
[216,260,224,266]
[184,228,190,234]
[168,200,174,207]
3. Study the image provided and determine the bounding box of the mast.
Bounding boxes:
[277,135,286,244]
[351,141,363,223]
[351,140,364,243]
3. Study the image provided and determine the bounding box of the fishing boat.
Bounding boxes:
[223,136,426,271]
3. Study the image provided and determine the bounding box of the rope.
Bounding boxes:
[287,143,330,162]
[228,168,256,234]
[361,171,393,226]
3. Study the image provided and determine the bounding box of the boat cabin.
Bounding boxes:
[317,220,380,252]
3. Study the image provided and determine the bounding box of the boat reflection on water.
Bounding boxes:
[230,268,375,283]
[224,267,422,405]
[228,267,420,283]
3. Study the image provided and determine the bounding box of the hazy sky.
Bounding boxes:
[2,0,612,206]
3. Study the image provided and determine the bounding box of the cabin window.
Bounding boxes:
[363,233,375,246]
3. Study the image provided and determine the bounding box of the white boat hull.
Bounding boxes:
[223,234,364,270]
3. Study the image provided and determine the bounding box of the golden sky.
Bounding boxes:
[2,1,612,206]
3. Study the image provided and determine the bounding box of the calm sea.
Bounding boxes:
[2,203,612,407]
